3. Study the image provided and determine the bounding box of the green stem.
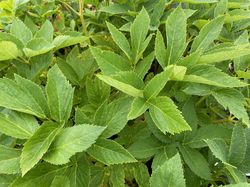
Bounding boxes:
[79,0,89,37]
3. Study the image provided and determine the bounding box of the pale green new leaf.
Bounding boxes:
[0,78,47,118]
[35,20,54,42]
[10,18,32,45]
[205,139,228,163]
[179,145,211,180]
[46,65,74,124]
[90,47,131,75]
[184,66,247,87]
[0,110,39,139]
[107,22,131,59]
[166,6,187,65]
[191,16,224,53]
[130,8,150,64]
[20,122,60,176]
[87,139,137,165]
[214,0,228,17]
[44,124,105,165]
[150,153,185,187]
[23,38,55,58]
[0,41,20,61]
[212,89,249,126]
[96,74,143,97]
[149,96,191,134]
[0,145,21,174]
[53,35,87,50]
[155,30,166,68]
[143,66,174,100]
[228,126,247,166]
[128,97,149,120]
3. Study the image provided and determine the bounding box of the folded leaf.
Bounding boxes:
[46,65,74,124]
[228,126,247,166]
[90,47,131,75]
[43,124,105,165]
[20,122,60,176]
[191,16,224,53]
[87,139,137,165]
[212,88,249,126]
[150,153,185,187]
[0,110,39,139]
[0,145,21,174]
[149,96,191,134]
[34,20,54,42]
[166,6,187,65]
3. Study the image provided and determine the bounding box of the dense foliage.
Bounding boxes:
[0,0,250,186]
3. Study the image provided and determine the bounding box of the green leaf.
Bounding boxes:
[0,78,47,118]
[10,18,32,45]
[128,97,149,120]
[0,41,20,61]
[44,124,105,165]
[212,88,249,126]
[90,47,131,75]
[46,65,74,124]
[23,38,55,58]
[205,139,228,164]
[52,35,87,50]
[150,153,185,187]
[107,22,131,59]
[50,176,70,187]
[166,6,187,65]
[135,52,155,79]
[191,16,224,53]
[94,97,131,138]
[198,44,250,64]
[150,0,166,30]
[0,174,17,187]
[35,20,54,42]
[0,145,21,174]
[143,66,174,100]
[228,126,247,166]
[130,8,150,64]
[149,96,191,134]
[20,122,60,176]
[109,165,125,187]
[96,74,143,97]
[155,30,167,68]
[179,145,211,180]
[128,135,163,159]
[222,183,250,187]
[214,0,228,17]
[184,66,247,87]
[129,163,150,187]
[0,110,39,139]
[87,139,137,165]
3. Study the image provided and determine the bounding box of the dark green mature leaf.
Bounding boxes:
[191,16,224,53]
[166,6,187,65]
[149,96,191,134]
[20,122,60,176]
[87,139,137,165]
[0,145,21,174]
[44,124,105,165]
[150,153,185,187]
[179,145,211,180]
[0,110,39,139]
[228,126,247,166]
[50,176,70,187]
[91,47,131,75]
[109,165,125,187]
[0,41,21,61]
[212,88,249,126]
[130,8,150,64]
[46,65,74,124]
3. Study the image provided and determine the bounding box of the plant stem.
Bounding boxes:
[79,0,88,37]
